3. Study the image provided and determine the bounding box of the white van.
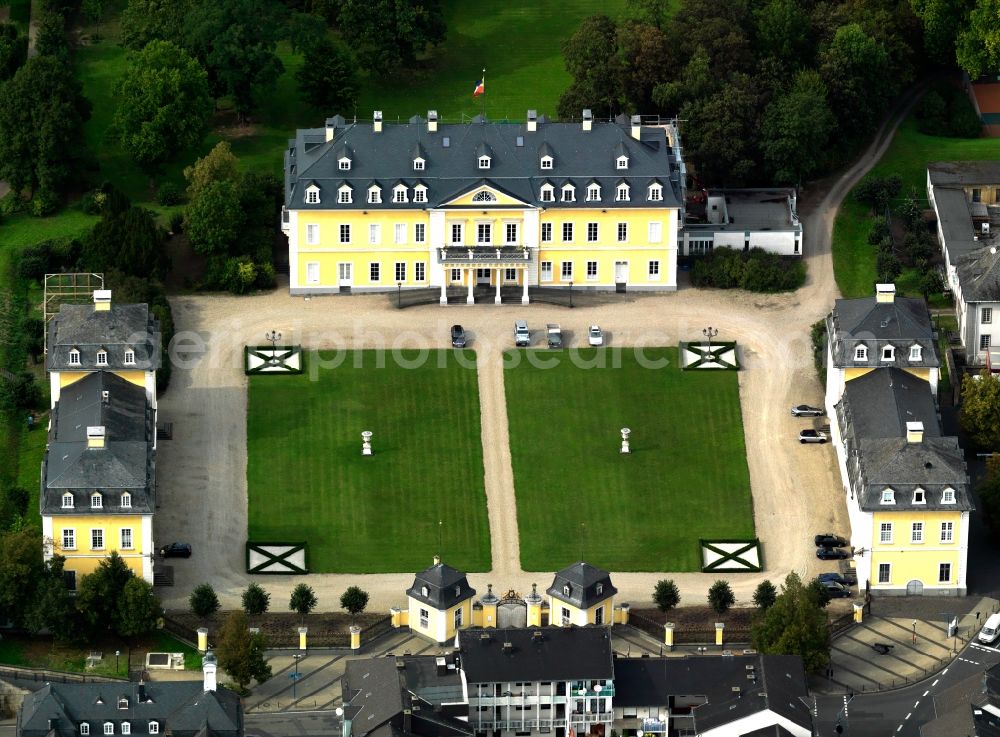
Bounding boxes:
[979,613,1000,644]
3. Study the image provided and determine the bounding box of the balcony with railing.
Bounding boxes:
[439,246,531,264]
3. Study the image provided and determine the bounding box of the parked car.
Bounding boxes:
[547,323,562,349]
[980,613,1000,644]
[791,405,824,417]
[799,429,828,444]
[588,325,604,346]
[816,547,851,560]
[814,533,848,547]
[818,572,855,587]
[160,542,192,558]
[820,581,853,598]
[451,324,467,348]
[514,320,530,346]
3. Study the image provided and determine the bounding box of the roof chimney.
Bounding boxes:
[87,426,106,449]
[373,110,383,133]
[325,117,336,142]
[875,283,896,303]
[433,554,441,566]
[582,109,592,132]
[906,421,924,444]
[101,390,110,404]
[202,649,217,692]
[428,110,438,133]
[527,110,537,133]
[93,290,112,312]
[631,115,642,141]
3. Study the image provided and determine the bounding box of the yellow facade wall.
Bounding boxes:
[59,371,89,388]
[870,510,962,589]
[58,370,147,389]
[52,514,147,580]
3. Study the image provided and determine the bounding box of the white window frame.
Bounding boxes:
[413,158,425,171]
[561,607,571,626]
[911,522,924,544]
[540,185,555,203]
[80,725,90,736]
[586,184,600,202]
[478,156,491,169]
[91,493,103,509]
[942,488,956,504]
[121,528,133,550]
[394,223,407,245]
[940,521,954,543]
[92,529,104,550]
[561,261,573,280]
[616,184,630,202]
[454,607,463,628]
[912,488,925,504]
[450,268,462,282]
[983,307,993,324]
[339,224,351,243]
[121,725,130,736]
[617,222,628,242]
[369,224,381,245]
[982,334,992,351]
[854,345,868,361]
[104,724,113,736]
[69,349,80,366]
[541,223,552,242]
[123,349,136,365]
[878,563,891,584]
[305,188,320,204]
[419,608,429,629]
[505,222,519,244]
[880,489,895,505]
[540,156,553,170]
[414,186,427,203]
[541,261,553,281]
[477,222,492,244]
[648,260,660,280]
[415,262,426,282]
[370,262,381,282]
[306,262,320,284]
[393,187,408,203]
[96,350,108,366]
[450,223,463,245]
[414,223,426,243]
[561,185,576,203]
[63,529,76,550]
[881,345,895,361]
[879,522,893,544]
[616,156,629,170]
[587,222,598,242]
[338,186,352,204]
[338,158,351,171]
[306,224,320,245]
[62,493,74,509]
[395,262,407,282]
[148,724,158,735]
[562,222,573,242]
[586,261,598,280]
[648,184,663,201]
[909,345,922,361]
[648,221,662,243]
[121,492,131,508]
[368,187,382,204]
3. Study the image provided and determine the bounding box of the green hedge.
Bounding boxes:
[691,247,806,293]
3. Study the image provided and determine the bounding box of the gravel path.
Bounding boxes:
[155,89,923,614]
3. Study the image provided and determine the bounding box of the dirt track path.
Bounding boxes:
[155,89,924,613]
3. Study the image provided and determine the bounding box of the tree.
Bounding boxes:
[121,0,191,50]
[184,180,243,255]
[958,0,1000,78]
[761,70,835,185]
[182,0,287,120]
[82,206,168,277]
[184,141,240,198]
[34,11,67,59]
[652,45,715,114]
[557,15,622,120]
[0,55,91,199]
[116,578,161,639]
[751,572,831,672]
[76,552,133,635]
[296,37,359,113]
[190,582,221,617]
[708,580,735,615]
[977,455,1000,533]
[912,0,969,65]
[113,40,213,175]
[625,0,672,30]
[0,23,28,81]
[0,528,45,628]
[753,0,814,68]
[215,610,272,691]
[24,556,75,641]
[242,582,270,618]
[753,580,778,610]
[854,174,902,214]
[918,269,945,300]
[961,371,1000,448]
[340,586,369,618]
[819,24,890,139]
[616,22,670,113]
[338,0,445,76]
[653,579,680,612]
[290,582,317,620]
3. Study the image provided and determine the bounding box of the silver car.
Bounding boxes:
[588,325,604,346]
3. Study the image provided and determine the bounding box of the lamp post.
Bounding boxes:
[265,330,282,364]
[397,282,402,308]
[702,326,718,356]
[291,653,303,700]
[115,650,120,675]
[569,280,574,308]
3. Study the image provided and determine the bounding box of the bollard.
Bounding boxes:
[664,622,675,651]
[299,626,308,650]
[390,607,402,628]
[853,602,863,624]
[715,622,724,647]
[350,625,362,650]
[618,603,630,625]
[197,627,209,653]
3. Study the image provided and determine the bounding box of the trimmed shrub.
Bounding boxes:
[690,247,806,293]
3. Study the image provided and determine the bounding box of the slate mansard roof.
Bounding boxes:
[826,294,938,368]
[457,627,614,684]
[406,559,476,610]
[547,561,617,609]
[47,302,161,372]
[17,682,242,737]
[284,113,683,211]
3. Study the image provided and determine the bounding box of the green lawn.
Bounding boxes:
[246,350,490,573]
[833,116,1000,298]
[504,348,755,572]
[0,632,200,675]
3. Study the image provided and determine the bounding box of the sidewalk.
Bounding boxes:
[812,596,999,694]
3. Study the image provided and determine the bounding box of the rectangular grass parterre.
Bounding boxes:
[504,347,754,572]
[246,349,490,573]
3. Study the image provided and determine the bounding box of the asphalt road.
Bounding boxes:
[245,711,341,737]
[813,638,1000,736]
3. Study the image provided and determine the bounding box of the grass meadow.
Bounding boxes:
[504,347,755,572]
[246,350,491,573]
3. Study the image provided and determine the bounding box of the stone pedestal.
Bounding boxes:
[298,626,308,650]
[715,622,725,646]
[350,625,362,650]
[664,622,675,650]
[853,602,864,623]
[197,627,209,653]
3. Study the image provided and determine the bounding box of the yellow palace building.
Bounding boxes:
[282,110,685,300]
[42,291,160,587]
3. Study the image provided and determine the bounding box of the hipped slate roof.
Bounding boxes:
[956,244,1000,302]
[547,561,617,609]
[406,560,475,610]
[17,682,241,737]
[47,302,160,372]
[839,369,940,440]
[457,627,614,683]
[284,114,682,211]
[827,295,938,368]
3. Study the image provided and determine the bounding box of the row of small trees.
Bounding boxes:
[189,581,369,622]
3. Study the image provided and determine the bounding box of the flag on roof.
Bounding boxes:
[473,77,485,97]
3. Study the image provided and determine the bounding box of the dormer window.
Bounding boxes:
[881,346,895,361]
[104,723,114,736]
[62,493,74,509]
[91,493,103,509]
[121,492,131,509]
[854,345,867,361]
[586,184,601,202]
[648,183,663,201]
[881,489,895,505]
[421,585,429,597]
[454,585,461,596]
[368,186,382,204]
[118,698,129,710]
[69,348,81,366]
[338,185,353,204]
[540,156,553,170]
[909,345,922,361]
[562,584,571,596]
[913,488,925,504]
[540,184,555,203]
[616,155,629,170]
[338,157,351,171]
[561,184,575,203]
[943,488,956,504]
[148,724,159,735]
[96,349,108,366]
[413,185,427,204]
[305,185,321,204]
[393,186,408,203]
[413,158,425,171]
[80,725,90,736]
[478,156,491,169]
[616,184,630,202]
[121,725,130,736]
[596,583,603,595]
[124,349,135,365]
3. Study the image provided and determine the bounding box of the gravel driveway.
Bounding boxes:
[154,88,923,614]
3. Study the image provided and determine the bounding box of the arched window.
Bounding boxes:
[121,492,132,509]
[472,191,497,203]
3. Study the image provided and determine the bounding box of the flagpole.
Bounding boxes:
[481,67,486,119]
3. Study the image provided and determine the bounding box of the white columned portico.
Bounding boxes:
[440,280,447,305]
[522,272,529,304]
[467,273,475,304]
[495,269,502,304]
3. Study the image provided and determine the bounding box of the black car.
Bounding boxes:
[451,325,467,348]
[814,533,849,547]
[160,542,192,558]
[816,547,851,560]
[821,581,853,598]
[818,572,855,587]
[791,405,825,417]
